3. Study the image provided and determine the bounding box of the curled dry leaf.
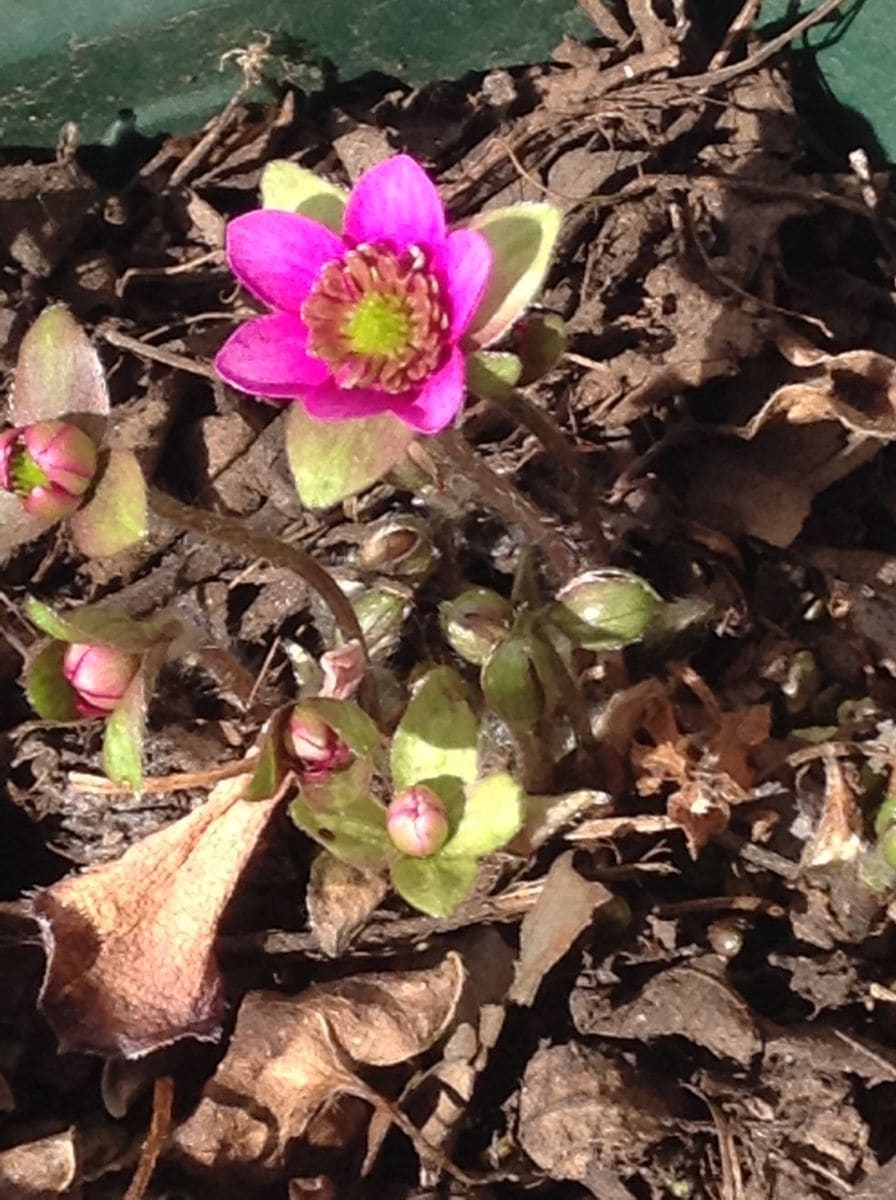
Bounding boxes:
[683,345,896,547]
[306,852,388,957]
[173,952,466,1173]
[0,1127,77,1199]
[30,774,281,1057]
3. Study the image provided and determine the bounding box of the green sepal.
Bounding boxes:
[24,597,168,652]
[289,759,392,871]
[245,709,291,802]
[12,304,109,436]
[69,449,148,558]
[467,351,523,401]
[285,404,414,509]
[465,204,562,349]
[25,642,80,721]
[260,160,347,231]
[390,666,479,792]
[391,854,479,918]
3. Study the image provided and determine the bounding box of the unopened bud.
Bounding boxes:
[352,585,411,657]
[284,707,351,778]
[481,635,546,729]
[550,569,661,651]
[358,515,435,580]
[0,420,97,522]
[386,785,449,858]
[62,643,140,717]
[439,587,513,666]
[511,311,568,384]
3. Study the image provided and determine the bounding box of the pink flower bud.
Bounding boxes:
[387,785,449,858]
[283,707,351,778]
[62,643,141,717]
[0,420,97,522]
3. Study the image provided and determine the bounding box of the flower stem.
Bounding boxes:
[433,429,577,580]
[147,488,379,717]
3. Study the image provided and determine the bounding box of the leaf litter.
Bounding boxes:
[3,2,896,1197]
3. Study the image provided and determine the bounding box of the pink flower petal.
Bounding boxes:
[226,210,343,311]
[342,155,446,253]
[388,349,466,434]
[301,380,399,423]
[214,313,330,399]
[435,228,493,341]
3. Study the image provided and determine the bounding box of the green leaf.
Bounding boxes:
[513,311,568,384]
[0,492,54,555]
[480,635,546,730]
[289,761,392,870]
[442,772,524,859]
[260,160,347,231]
[102,669,146,791]
[465,204,562,348]
[12,305,109,431]
[24,596,165,652]
[391,666,479,791]
[467,351,523,400]
[69,449,148,558]
[246,711,290,802]
[25,642,80,720]
[285,404,414,508]
[391,854,479,918]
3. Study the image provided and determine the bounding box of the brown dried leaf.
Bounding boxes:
[306,852,388,957]
[173,953,466,1172]
[509,852,613,1007]
[801,753,863,869]
[31,774,280,1057]
[0,1128,77,1199]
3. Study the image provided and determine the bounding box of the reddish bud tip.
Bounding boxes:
[284,707,351,778]
[62,643,141,717]
[387,785,449,858]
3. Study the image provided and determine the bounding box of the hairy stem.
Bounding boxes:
[433,429,577,580]
[148,488,378,717]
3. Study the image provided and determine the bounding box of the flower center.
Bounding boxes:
[10,448,48,496]
[302,244,449,394]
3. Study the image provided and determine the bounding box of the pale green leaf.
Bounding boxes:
[12,304,109,430]
[285,404,414,509]
[466,204,562,348]
[69,449,148,558]
[102,670,146,791]
[391,854,479,918]
[25,642,79,721]
[289,761,392,870]
[0,492,54,555]
[260,160,347,231]
[391,666,479,792]
[442,772,524,859]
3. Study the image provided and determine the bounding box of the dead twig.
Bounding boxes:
[123,1076,174,1200]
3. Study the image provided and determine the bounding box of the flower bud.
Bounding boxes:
[387,785,449,858]
[439,587,513,666]
[351,585,411,657]
[0,420,97,522]
[283,706,351,778]
[549,569,661,651]
[62,643,141,717]
[358,515,436,580]
[511,311,568,384]
[481,636,546,730]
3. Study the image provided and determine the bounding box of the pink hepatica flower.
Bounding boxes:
[214,155,493,434]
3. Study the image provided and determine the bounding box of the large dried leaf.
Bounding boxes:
[30,774,280,1057]
[173,953,466,1171]
[11,304,109,429]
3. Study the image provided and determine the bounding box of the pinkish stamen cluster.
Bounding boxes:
[0,420,97,522]
[63,643,141,717]
[302,244,449,394]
